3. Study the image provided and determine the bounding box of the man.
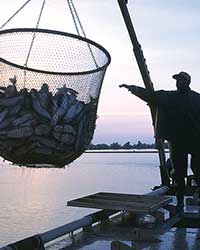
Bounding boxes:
[119,72,200,213]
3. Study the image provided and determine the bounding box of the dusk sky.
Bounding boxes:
[1,0,200,144]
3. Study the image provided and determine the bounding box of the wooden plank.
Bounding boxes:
[82,192,170,204]
[97,192,172,204]
[97,192,165,200]
[67,192,172,213]
[81,196,172,209]
[92,192,171,204]
[68,199,153,213]
[75,197,153,208]
[68,197,151,211]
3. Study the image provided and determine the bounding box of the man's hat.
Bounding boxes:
[172,71,191,84]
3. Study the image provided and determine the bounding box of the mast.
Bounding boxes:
[117,0,170,186]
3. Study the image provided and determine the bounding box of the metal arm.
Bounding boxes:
[117,0,170,186]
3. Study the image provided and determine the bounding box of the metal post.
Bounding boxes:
[117,0,170,186]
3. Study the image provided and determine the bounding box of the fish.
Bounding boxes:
[0,81,98,166]
[9,75,17,85]
[38,83,52,109]
[57,85,78,96]
[31,136,57,148]
[0,109,8,123]
[31,91,51,120]
[35,124,51,136]
[5,84,17,97]
[6,126,33,138]
[51,98,58,116]
[19,119,35,127]
[8,100,24,116]
[54,125,76,135]
[65,86,78,96]
[59,133,75,145]
[0,95,23,107]
[0,117,14,129]
[51,92,69,125]
[12,114,33,126]
[19,89,31,110]
[63,101,84,123]
[52,131,61,140]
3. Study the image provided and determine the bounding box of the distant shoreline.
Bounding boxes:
[85,150,169,153]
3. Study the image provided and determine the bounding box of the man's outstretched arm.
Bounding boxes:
[119,84,155,104]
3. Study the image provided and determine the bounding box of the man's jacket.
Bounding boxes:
[130,86,200,141]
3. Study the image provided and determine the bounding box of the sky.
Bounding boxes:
[1,0,200,144]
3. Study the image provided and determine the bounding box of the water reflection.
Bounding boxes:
[0,152,160,246]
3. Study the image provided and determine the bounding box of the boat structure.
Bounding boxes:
[1,0,200,250]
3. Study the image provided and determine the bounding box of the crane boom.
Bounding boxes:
[117,0,170,186]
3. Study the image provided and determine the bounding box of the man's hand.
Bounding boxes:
[119,84,130,89]
[119,84,137,93]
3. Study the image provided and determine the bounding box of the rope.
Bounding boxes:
[24,0,46,68]
[66,0,99,68]
[23,0,46,87]
[0,0,32,30]
[67,0,80,36]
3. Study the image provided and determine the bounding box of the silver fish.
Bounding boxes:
[54,125,76,135]
[0,117,14,129]
[20,119,35,127]
[6,127,33,138]
[38,83,52,109]
[5,84,17,97]
[31,136,57,148]
[0,109,8,123]
[12,114,33,126]
[63,101,84,122]
[8,100,23,116]
[59,133,75,145]
[31,92,51,120]
[51,93,69,125]
[0,95,23,107]
[65,87,78,96]
[57,85,78,96]
[63,125,76,135]
[51,98,58,116]
[35,124,51,136]
[52,131,60,140]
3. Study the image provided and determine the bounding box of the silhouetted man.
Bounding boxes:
[120,71,200,213]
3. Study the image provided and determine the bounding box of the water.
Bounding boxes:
[0,152,162,246]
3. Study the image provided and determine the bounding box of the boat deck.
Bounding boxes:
[47,196,200,250]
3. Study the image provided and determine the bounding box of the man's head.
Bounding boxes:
[172,71,191,91]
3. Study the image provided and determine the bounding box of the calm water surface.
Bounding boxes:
[0,152,163,246]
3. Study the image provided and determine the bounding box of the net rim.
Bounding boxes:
[0,28,111,76]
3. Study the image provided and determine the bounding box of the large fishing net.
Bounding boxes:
[0,28,110,167]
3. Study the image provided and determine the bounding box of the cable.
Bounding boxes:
[0,0,32,30]
[24,0,46,67]
[66,0,98,68]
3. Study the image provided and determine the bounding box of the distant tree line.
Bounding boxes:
[88,141,169,150]
[87,141,164,150]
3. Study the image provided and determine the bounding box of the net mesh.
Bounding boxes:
[0,28,110,167]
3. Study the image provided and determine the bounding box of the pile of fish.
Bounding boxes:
[0,78,97,167]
